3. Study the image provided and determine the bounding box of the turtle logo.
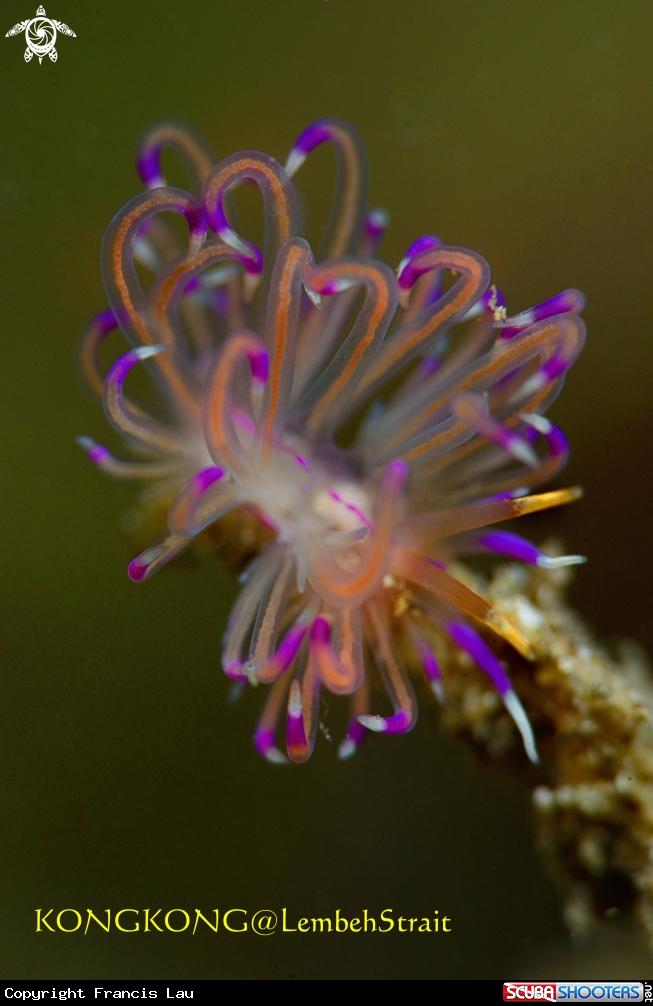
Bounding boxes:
[5,5,76,64]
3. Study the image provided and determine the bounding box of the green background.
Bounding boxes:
[0,0,652,979]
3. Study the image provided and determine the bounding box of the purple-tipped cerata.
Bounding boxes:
[364,208,389,244]
[248,348,269,384]
[359,208,390,256]
[77,116,587,766]
[358,710,412,735]
[137,149,165,190]
[448,622,512,697]
[338,718,368,760]
[498,289,585,340]
[397,235,443,292]
[284,120,336,177]
[480,530,586,571]
[447,622,538,762]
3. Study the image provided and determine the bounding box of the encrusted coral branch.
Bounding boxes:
[427,553,653,941]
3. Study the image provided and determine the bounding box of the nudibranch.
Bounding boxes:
[78,118,586,764]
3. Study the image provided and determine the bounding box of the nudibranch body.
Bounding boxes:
[78,118,586,765]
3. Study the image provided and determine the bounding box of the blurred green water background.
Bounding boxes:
[0,0,652,980]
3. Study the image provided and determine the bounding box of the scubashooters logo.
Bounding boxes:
[5,6,75,63]
[503,984,645,1002]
